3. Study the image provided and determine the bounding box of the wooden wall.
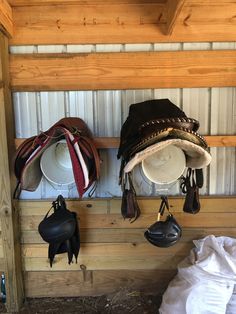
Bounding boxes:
[0,0,236,311]
[19,197,236,297]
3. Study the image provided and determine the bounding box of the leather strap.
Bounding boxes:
[121,173,141,222]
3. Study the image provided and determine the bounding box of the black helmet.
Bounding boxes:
[144,197,182,247]
[38,195,80,266]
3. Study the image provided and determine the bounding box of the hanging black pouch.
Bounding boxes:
[38,195,80,267]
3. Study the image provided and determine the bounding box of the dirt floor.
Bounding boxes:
[0,292,162,313]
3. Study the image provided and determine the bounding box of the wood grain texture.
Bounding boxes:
[19,197,236,230]
[0,33,24,312]
[24,270,176,297]
[10,50,236,91]
[0,258,4,271]
[165,0,186,35]
[22,242,193,258]
[19,196,236,290]
[15,135,236,150]
[19,197,236,216]
[21,227,236,244]
[24,255,185,271]
[10,1,236,44]
[0,0,13,37]
[0,239,3,258]
[21,233,235,272]
[20,212,236,230]
[9,0,166,5]
[10,2,166,45]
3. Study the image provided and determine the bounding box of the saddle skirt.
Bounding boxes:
[14,117,100,197]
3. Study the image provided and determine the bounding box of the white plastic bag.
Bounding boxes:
[160,235,236,314]
[226,284,236,314]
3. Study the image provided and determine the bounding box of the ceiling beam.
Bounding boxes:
[0,0,13,37]
[165,0,186,35]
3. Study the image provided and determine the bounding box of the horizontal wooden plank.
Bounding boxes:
[24,269,175,297]
[14,136,236,150]
[15,137,119,149]
[0,0,13,37]
[19,197,236,216]
[19,197,236,235]
[22,242,193,258]
[119,197,236,214]
[10,2,166,45]
[24,255,185,271]
[10,51,236,91]
[21,228,146,244]
[19,199,109,215]
[205,136,236,147]
[9,0,165,5]
[21,227,236,244]
[9,1,236,44]
[20,212,236,230]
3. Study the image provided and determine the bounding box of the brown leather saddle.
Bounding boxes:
[14,117,100,198]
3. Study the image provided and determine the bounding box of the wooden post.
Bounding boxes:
[0,31,24,312]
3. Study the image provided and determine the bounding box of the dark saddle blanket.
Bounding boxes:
[14,117,100,197]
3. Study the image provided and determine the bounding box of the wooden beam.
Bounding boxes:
[205,135,236,147]
[9,0,165,5]
[0,0,13,37]
[19,197,236,230]
[24,270,175,297]
[18,197,236,215]
[14,137,120,149]
[15,135,236,150]
[0,32,24,312]
[9,50,236,91]
[11,2,166,45]
[20,227,236,245]
[9,1,236,45]
[20,211,236,230]
[165,0,186,35]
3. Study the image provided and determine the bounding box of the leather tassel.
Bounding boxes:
[181,168,200,214]
[121,189,140,221]
[121,173,140,222]
[183,185,200,214]
[195,168,204,188]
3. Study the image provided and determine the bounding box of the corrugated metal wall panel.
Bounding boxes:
[208,42,236,195]
[13,92,38,137]
[67,91,94,132]
[39,92,66,129]
[210,86,236,195]
[11,43,236,199]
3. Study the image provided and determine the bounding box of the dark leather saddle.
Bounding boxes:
[14,117,100,198]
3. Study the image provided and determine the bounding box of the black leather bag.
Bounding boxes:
[38,195,80,267]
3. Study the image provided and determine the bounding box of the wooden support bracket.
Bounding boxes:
[165,0,186,35]
[0,0,13,38]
